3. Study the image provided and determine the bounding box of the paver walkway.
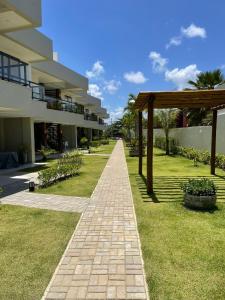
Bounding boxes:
[43,140,149,300]
[1,191,89,213]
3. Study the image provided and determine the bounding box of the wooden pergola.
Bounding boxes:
[135,89,225,194]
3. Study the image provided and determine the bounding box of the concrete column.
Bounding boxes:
[21,118,35,163]
[0,119,4,151]
[88,128,93,141]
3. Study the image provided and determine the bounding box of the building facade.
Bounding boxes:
[0,0,109,164]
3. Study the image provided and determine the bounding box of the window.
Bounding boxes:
[0,51,27,85]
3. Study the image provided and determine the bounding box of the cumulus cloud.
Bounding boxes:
[88,83,103,100]
[107,106,124,123]
[149,51,168,72]
[165,64,201,90]
[166,23,207,49]
[181,24,207,39]
[104,80,121,94]
[124,71,148,84]
[86,61,104,79]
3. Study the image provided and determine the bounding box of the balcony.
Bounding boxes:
[84,113,98,122]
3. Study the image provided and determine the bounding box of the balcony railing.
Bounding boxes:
[84,113,98,122]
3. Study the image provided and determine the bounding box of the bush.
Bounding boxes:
[100,139,109,145]
[38,151,83,188]
[154,135,178,155]
[80,137,89,149]
[38,146,56,162]
[90,140,100,148]
[181,178,217,196]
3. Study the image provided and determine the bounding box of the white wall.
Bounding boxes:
[145,113,225,155]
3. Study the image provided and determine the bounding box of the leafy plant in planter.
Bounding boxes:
[181,178,217,210]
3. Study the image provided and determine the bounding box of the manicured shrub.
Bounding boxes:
[100,139,109,145]
[90,140,100,148]
[181,178,217,196]
[38,146,57,162]
[38,151,83,188]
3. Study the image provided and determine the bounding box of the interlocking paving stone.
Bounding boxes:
[43,141,149,299]
[1,191,89,213]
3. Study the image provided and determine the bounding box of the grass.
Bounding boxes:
[90,139,116,154]
[0,205,79,300]
[126,147,225,300]
[36,155,109,197]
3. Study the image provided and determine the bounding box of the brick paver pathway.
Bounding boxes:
[43,140,149,300]
[1,191,89,213]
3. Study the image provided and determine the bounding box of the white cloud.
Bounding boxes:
[124,71,148,84]
[181,23,207,39]
[86,61,104,79]
[165,64,201,90]
[221,64,225,70]
[166,36,182,49]
[104,80,121,94]
[149,51,168,72]
[166,23,207,49]
[107,106,124,123]
[88,83,103,100]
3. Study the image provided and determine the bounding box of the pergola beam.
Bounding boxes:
[147,99,154,194]
[211,110,217,175]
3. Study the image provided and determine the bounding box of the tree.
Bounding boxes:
[124,94,138,138]
[187,69,225,126]
[121,113,135,142]
[156,109,177,155]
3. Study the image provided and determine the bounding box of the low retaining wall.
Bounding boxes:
[144,112,225,155]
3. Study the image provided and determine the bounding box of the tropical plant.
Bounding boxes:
[122,112,135,142]
[124,94,138,138]
[155,109,177,155]
[187,69,225,126]
[181,178,217,196]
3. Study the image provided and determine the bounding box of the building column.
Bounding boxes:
[0,119,5,151]
[21,118,35,163]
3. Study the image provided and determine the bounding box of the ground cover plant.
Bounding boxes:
[0,205,79,300]
[126,146,225,299]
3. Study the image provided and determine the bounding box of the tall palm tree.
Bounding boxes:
[188,69,224,90]
[124,94,139,138]
[187,69,225,126]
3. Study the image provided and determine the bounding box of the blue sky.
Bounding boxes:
[40,0,225,121]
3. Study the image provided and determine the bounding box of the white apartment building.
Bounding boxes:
[0,0,109,165]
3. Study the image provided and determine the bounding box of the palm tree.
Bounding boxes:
[188,69,224,90]
[122,113,134,142]
[187,69,225,126]
[124,94,139,138]
[156,109,177,155]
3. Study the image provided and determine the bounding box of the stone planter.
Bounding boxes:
[184,193,216,210]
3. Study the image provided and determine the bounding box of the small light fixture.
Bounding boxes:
[29,181,35,192]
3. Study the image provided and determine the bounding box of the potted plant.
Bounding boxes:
[181,178,217,210]
[18,144,29,164]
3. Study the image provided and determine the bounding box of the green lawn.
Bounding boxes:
[90,139,117,154]
[37,155,109,197]
[0,205,79,300]
[126,147,225,300]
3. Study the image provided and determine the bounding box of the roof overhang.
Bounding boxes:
[32,60,88,91]
[0,0,42,33]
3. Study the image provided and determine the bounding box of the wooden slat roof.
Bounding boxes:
[134,90,225,110]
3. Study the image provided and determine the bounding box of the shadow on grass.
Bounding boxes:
[135,174,225,204]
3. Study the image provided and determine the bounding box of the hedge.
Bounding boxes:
[154,135,178,154]
[38,151,83,188]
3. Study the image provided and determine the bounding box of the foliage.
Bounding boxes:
[178,146,225,170]
[90,140,100,148]
[38,151,83,187]
[101,139,109,145]
[155,109,177,154]
[80,136,89,148]
[38,146,56,162]
[187,69,225,126]
[181,178,217,196]
[154,135,178,155]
